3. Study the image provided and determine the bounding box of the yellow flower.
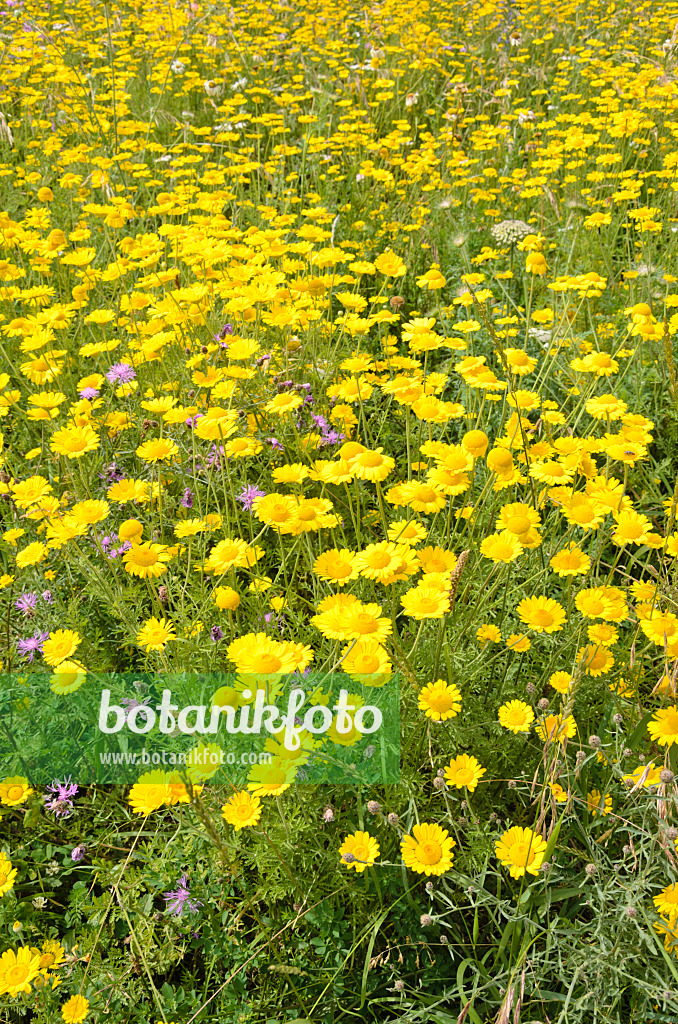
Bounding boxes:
[480,531,523,563]
[123,542,172,579]
[136,617,176,652]
[477,623,502,647]
[50,425,100,458]
[400,585,450,620]
[0,946,41,996]
[221,790,262,830]
[0,852,17,896]
[0,776,33,806]
[417,679,462,722]
[549,543,591,576]
[136,438,178,463]
[374,250,406,277]
[401,822,455,876]
[648,707,678,747]
[517,595,566,634]
[214,586,240,610]
[498,700,534,734]
[61,993,89,1023]
[654,883,678,926]
[586,789,612,817]
[535,714,577,744]
[42,629,81,667]
[15,541,48,568]
[50,660,87,694]
[338,830,380,872]
[443,754,486,792]
[128,771,171,815]
[549,671,572,694]
[495,826,547,879]
[313,548,359,586]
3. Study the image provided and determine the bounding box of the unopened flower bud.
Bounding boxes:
[366,800,381,814]
[575,751,586,763]
[508,780,517,789]
[625,906,637,918]
[420,913,433,927]
[393,979,405,991]
[390,295,405,310]
[585,863,597,875]
[433,777,445,790]
[660,769,675,784]
[613,713,623,725]
[158,586,168,604]
[526,682,536,695]
[387,813,399,825]
[342,852,356,863]
[323,806,334,822]
[623,748,633,758]
[537,698,550,711]
[588,735,601,748]
[666,827,678,841]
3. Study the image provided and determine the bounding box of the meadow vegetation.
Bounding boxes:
[1,0,678,1020]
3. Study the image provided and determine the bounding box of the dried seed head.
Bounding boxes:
[390,296,405,310]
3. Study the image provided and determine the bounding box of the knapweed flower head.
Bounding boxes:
[164,875,203,917]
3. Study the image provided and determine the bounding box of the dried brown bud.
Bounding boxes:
[158,586,168,604]
[390,295,405,310]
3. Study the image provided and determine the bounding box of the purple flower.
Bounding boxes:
[16,630,48,662]
[79,387,100,400]
[210,625,223,642]
[182,488,194,509]
[237,485,265,511]
[206,445,225,469]
[98,462,125,484]
[15,593,38,616]
[106,362,136,385]
[164,875,202,917]
[71,845,86,863]
[215,322,233,341]
[186,414,203,429]
[120,696,151,713]
[42,590,53,604]
[312,413,344,448]
[45,777,78,818]
[267,437,284,451]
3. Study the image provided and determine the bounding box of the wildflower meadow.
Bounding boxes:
[3,0,678,1020]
